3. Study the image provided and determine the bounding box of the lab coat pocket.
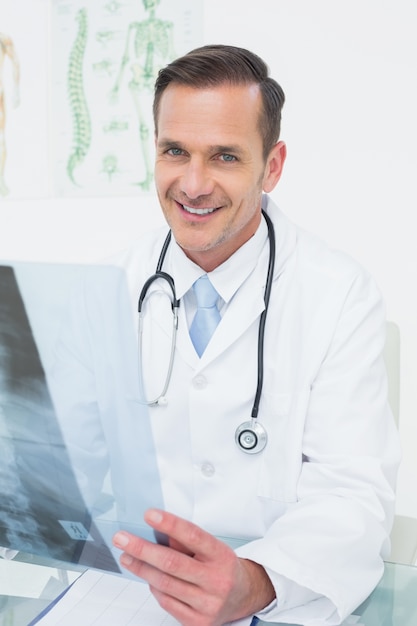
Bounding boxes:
[256,391,299,506]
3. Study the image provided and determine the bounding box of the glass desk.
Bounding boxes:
[0,552,84,626]
[0,558,415,625]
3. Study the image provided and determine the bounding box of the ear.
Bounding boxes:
[262,141,287,193]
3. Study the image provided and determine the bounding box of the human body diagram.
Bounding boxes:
[110,0,175,190]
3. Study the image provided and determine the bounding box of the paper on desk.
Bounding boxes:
[33,568,253,625]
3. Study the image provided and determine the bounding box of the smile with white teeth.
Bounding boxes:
[182,204,218,215]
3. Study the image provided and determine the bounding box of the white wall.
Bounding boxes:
[1,1,416,516]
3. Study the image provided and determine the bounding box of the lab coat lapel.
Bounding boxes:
[200,265,267,364]
[143,278,199,368]
[175,299,203,365]
[199,200,297,365]
[146,273,267,368]
[142,197,297,369]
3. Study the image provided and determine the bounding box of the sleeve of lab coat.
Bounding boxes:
[236,268,401,625]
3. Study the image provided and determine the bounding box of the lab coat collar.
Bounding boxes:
[166,213,268,305]
[159,220,268,367]
[202,196,298,365]
[145,195,297,368]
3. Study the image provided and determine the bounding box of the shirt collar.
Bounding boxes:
[167,215,269,303]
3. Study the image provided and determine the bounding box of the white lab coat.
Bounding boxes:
[50,196,400,626]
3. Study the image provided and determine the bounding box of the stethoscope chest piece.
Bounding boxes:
[235,419,268,454]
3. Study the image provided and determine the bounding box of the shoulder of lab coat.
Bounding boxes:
[236,198,401,624]
[107,226,171,290]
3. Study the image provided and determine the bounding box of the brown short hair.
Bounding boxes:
[153,44,285,160]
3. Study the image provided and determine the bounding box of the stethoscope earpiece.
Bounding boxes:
[235,420,268,454]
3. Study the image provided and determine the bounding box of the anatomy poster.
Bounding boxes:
[51,0,204,198]
[0,0,50,200]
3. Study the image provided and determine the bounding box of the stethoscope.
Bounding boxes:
[137,209,275,454]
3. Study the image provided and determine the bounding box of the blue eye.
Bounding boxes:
[168,148,183,156]
[221,154,236,162]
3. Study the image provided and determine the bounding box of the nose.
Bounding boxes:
[179,158,214,200]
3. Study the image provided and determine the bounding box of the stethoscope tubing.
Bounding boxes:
[137,209,276,453]
[251,210,275,419]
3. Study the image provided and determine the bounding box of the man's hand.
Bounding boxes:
[113,509,275,626]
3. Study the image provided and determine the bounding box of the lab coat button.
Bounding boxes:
[201,462,215,477]
[193,375,207,389]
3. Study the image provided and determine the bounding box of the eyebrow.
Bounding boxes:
[209,144,245,156]
[156,139,183,151]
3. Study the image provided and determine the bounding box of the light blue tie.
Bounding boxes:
[189,275,221,357]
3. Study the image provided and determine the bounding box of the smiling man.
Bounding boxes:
[52,45,400,626]
[153,80,285,272]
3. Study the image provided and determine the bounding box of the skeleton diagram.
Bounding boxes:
[0,32,20,197]
[111,0,175,191]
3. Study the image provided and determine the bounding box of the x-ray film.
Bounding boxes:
[0,262,164,576]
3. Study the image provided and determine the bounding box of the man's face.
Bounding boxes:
[154,82,286,271]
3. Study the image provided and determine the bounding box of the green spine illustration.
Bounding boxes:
[67,8,91,185]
